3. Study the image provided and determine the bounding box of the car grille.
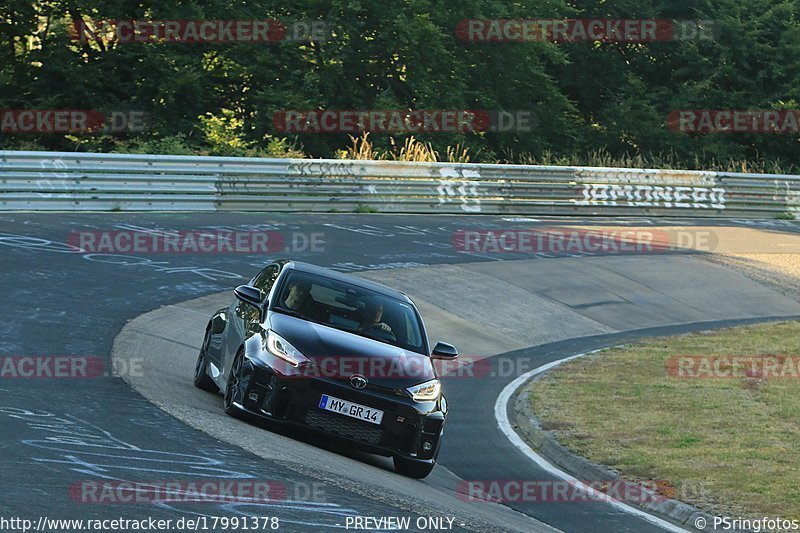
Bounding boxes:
[304,409,383,445]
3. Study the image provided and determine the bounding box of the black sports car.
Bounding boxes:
[194,259,459,478]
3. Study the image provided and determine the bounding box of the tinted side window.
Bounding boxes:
[251,264,280,295]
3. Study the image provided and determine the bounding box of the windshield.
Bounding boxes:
[273,271,427,354]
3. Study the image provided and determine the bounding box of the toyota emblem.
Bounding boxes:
[350,375,368,390]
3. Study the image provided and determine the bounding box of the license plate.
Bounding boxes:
[319,394,384,425]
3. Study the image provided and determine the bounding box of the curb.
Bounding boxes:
[509,367,713,531]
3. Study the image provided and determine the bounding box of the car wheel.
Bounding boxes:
[193,329,219,393]
[393,456,435,479]
[223,349,249,416]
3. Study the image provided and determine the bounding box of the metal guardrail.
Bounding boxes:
[1,150,799,217]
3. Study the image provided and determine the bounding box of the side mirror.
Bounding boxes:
[431,342,459,360]
[234,285,263,308]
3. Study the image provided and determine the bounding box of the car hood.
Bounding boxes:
[268,312,435,388]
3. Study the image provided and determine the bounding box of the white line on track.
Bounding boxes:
[494,349,691,533]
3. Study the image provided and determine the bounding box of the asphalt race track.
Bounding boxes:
[3,213,800,533]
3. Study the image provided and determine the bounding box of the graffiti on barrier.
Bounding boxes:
[576,184,726,209]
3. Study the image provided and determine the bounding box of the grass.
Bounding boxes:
[334,135,797,172]
[336,133,476,163]
[503,148,797,174]
[355,204,378,213]
[21,131,795,173]
[528,321,800,519]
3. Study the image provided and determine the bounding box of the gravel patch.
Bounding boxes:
[704,253,800,301]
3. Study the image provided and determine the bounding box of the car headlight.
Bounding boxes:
[266,330,311,367]
[406,379,441,401]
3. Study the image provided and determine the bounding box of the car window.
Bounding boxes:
[396,302,423,348]
[251,264,280,295]
[274,271,426,353]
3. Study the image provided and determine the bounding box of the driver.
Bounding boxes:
[358,298,393,336]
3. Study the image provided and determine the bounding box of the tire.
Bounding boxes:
[193,329,219,393]
[223,349,248,417]
[393,456,435,479]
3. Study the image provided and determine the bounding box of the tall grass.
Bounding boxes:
[337,134,794,173]
[337,133,474,163]
[7,132,793,173]
[505,148,793,174]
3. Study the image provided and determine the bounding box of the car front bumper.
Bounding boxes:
[239,359,446,461]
